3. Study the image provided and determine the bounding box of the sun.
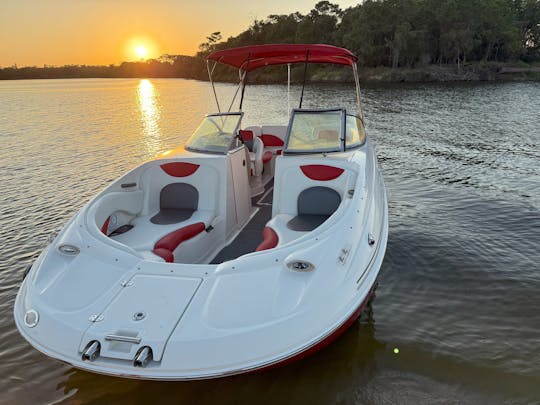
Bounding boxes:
[124,37,160,62]
[135,45,149,60]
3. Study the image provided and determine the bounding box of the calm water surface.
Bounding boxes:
[0,78,539,404]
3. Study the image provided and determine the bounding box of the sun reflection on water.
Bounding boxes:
[137,79,162,156]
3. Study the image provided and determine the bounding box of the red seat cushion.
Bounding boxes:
[262,151,273,164]
[152,248,174,263]
[153,222,206,262]
[239,130,254,141]
[300,164,344,181]
[259,134,284,147]
[160,162,200,177]
[256,227,279,251]
[101,216,110,235]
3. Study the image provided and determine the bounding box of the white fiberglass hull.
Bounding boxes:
[14,138,388,380]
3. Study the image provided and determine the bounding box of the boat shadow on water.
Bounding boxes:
[56,302,387,404]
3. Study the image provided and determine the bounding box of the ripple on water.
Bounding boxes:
[0,79,539,404]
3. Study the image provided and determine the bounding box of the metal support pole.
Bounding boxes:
[207,60,221,113]
[287,63,291,113]
[227,74,244,112]
[353,63,364,121]
[299,50,309,109]
[239,53,251,111]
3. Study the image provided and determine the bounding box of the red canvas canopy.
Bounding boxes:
[207,44,358,72]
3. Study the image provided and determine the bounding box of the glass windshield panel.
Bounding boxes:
[286,110,343,153]
[345,115,366,149]
[185,113,242,154]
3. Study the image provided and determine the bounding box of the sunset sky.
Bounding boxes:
[0,0,359,67]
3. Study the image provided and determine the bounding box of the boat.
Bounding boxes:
[14,44,388,380]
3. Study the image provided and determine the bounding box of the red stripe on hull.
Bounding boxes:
[251,285,375,373]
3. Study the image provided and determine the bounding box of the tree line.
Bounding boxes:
[1,0,539,81]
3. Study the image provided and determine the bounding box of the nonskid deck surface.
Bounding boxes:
[211,183,273,264]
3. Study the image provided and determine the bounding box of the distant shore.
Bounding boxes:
[1,62,539,83]
[359,63,540,83]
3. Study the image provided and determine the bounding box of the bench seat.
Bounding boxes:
[111,210,214,260]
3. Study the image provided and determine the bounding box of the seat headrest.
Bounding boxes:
[298,187,341,216]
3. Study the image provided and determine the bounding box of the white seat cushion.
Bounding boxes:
[111,209,214,252]
[266,214,308,246]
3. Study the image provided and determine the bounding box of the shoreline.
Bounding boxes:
[1,63,539,84]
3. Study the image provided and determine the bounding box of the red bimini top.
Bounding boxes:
[207,44,358,72]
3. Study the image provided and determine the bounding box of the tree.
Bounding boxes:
[198,32,222,55]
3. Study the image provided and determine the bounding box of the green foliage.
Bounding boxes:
[214,0,538,68]
[2,0,538,80]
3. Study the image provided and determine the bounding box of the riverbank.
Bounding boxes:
[358,63,540,83]
[1,62,539,83]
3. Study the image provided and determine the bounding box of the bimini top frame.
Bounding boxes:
[206,44,364,120]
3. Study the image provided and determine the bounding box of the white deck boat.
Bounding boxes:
[14,44,388,380]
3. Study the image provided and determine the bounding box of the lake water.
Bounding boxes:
[0,78,539,404]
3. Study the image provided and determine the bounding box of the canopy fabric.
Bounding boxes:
[207,44,358,72]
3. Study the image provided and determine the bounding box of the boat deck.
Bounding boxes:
[211,184,273,264]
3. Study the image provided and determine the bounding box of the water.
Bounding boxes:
[0,78,539,404]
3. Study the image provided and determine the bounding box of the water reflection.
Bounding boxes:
[137,79,162,156]
[56,303,385,405]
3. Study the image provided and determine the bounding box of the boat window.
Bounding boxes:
[285,109,344,153]
[185,113,243,154]
[345,115,366,149]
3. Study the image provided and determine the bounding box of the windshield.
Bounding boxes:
[345,114,366,149]
[285,109,344,153]
[185,113,243,154]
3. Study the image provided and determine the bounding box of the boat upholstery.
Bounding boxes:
[255,227,279,251]
[300,164,344,181]
[153,222,206,262]
[317,129,339,142]
[104,161,219,262]
[249,137,265,177]
[286,187,342,231]
[150,183,198,225]
[111,209,213,253]
[260,125,286,145]
[264,162,353,247]
[260,125,286,155]
[239,129,255,151]
[262,151,273,164]
[160,162,200,177]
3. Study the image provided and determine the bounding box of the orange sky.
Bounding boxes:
[0,0,359,67]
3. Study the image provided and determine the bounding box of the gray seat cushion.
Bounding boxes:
[287,186,341,232]
[287,214,331,232]
[151,183,198,225]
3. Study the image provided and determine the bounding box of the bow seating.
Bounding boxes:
[240,128,264,177]
[101,161,218,263]
[257,163,352,250]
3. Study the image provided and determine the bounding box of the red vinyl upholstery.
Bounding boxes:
[262,151,273,164]
[160,162,200,177]
[101,216,110,235]
[239,129,254,141]
[300,164,344,181]
[153,222,206,262]
[152,248,174,263]
[259,134,284,147]
[255,227,279,251]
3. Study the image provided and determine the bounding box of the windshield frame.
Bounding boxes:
[283,108,346,154]
[283,108,367,155]
[184,112,244,155]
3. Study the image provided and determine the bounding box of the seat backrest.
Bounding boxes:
[297,186,341,216]
[160,183,198,210]
[252,137,264,176]
[239,129,255,151]
[260,125,286,147]
[317,129,339,142]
